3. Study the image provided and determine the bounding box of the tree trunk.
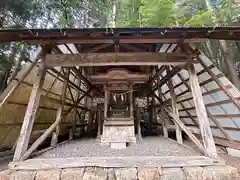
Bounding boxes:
[219,40,240,89]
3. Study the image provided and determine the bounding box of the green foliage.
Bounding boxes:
[140,0,177,27]
[184,10,214,26]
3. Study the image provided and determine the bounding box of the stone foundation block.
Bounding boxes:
[10,170,35,180]
[61,168,84,180]
[82,168,107,180]
[161,168,186,180]
[35,169,61,180]
[106,168,116,180]
[138,167,160,180]
[115,168,137,180]
[0,170,11,180]
[183,166,212,180]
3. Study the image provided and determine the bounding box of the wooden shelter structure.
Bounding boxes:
[0,27,240,179]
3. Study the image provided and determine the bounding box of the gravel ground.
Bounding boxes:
[37,137,200,158]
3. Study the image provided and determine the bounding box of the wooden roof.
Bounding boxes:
[0,27,240,44]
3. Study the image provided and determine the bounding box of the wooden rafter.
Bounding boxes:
[148,66,166,84]
[149,67,181,95]
[50,68,91,97]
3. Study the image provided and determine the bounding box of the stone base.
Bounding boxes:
[101,125,136,144]
[2,165,238,180]
[111,142,127,149]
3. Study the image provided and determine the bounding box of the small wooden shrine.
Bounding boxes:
[90,69,149,148]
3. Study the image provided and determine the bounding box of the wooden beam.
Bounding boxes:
[97,110,101,137]
[149,67,181,96]
[165,108,211,157]
[71,67,103,97]
[51,68,69,146]
[121,44,143,52]
[155,72,169,138]
[21,89,92,161]
[50,68,91,97]
[87,92,93,137]
[160,107,169,138]
[25,38,207,45]
[45,52,198,67]
[72,69,82,135]
[174,67,231,140]
[13,50,47,162]
[177,85,232,103]
[71,67,90,87]
[136,107,142,141]
[163,64,215,96]
[174,72,199,127]
[103,85,110,119]
[197,53,240,109]
[0,47,42,108]
[148,66,165,84]
[167,66,183,144]
[10,156,220,170]
[188,63,218,158]
[84,44,113,53]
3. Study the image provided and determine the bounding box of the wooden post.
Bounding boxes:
[152,94,156,126]
[156,73,169,138]
[167,66,183,144]
[72,69,82,136]
[136,107,142,141]
[97,110,101,137]
[147,96,153,134]
[129,85,134,118]
[104,86,109,119]
[100,110,104,135]
[87,92,93,137]
[188,63,217,158]
[51,68,69,146]
[161,107,168,138]
[13,51,47,162]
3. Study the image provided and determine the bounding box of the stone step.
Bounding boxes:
[104,121,134,126]
[2,165,238,180]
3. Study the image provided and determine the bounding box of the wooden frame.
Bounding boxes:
[5,26,240,167]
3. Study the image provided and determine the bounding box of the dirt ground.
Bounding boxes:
[1,139,240,174]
